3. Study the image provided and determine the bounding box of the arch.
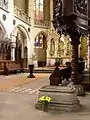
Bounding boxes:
[13,24,30,41]
[0,20,6,34]
[0,21,7,39]
[34,32,47,48]
[0,22,11,60]
[10,24,29,68]
[34,31,47,67]
[34,31,48,41]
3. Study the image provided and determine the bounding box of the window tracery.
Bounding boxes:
[34,0,44,20]
[34,34,44,48]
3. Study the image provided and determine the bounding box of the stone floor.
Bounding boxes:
[0,73,48,90]
[0,73,90,120]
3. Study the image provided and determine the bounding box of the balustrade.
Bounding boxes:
[14,6,31,25]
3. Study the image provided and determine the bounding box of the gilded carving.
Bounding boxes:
[49,38,55,56]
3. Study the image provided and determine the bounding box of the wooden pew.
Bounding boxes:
[49,71,61,86]
[0,60,23,75]
[49,66,72,86]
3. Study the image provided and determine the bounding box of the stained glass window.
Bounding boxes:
[34,0,44,20]
[34,34,45,48]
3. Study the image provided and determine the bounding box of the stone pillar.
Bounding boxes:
[78,44,81,58]
[28,0,35,65]
[50,0,53,22]
[11,35,16,61]
[70,32,80,84]
[71,44,79,83]
[43,0,50,22]
[69,32,85,96]
[79,35,90,91]
[11,48,15,61]
[15,35,19,63]
[8,0,14,13]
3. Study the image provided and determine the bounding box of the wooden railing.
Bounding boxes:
[14,6,31,25]
[0,59,27,75]
[0,60,21,74]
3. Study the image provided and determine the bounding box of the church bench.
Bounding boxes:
[49,67,72,86]
[0,60,23,75]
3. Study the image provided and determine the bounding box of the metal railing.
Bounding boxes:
[14,6,31,25]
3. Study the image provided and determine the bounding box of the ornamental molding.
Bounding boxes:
[54,0,62,18]
[75,0,87,16]
[53,0,90,39]
[49,38,55,56]
[47,28,60,41]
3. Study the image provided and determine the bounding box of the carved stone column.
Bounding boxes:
[10,34,16,61]
[11,47,15,61]
[69,31,80,84]
[69,31,85,96]
[71,43,79,83]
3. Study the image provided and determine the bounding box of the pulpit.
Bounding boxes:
[35,0,90,112]
[53,0,90,90]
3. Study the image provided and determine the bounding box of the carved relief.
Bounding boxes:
[53,0,63,33]
[59,40,64,57]
[47,27,60,57]
[54,0,62,18]
[75,0,87,16]
[49,38,55,56]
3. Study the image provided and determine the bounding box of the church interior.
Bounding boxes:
[1,0,90,118]
[0,0,89,73]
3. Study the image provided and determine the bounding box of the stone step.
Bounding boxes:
[24,68,54,73]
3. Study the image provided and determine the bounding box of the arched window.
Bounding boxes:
[34,34,44,48]
[34,0,44,20]
[34,0,50,26]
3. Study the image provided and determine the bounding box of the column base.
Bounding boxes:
[68,83,85,96]
[27,74,35,78]
[80,70,90,91]
[35,100,80,112]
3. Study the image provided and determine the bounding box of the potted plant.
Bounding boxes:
[39,96,52,112]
